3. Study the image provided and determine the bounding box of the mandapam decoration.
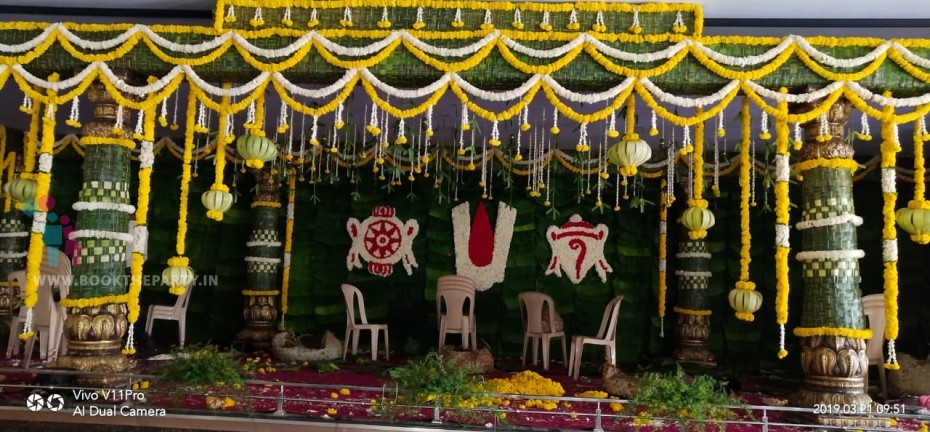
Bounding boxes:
[347,206,419,277]
[545,214,613,284]
[452,201,517,291]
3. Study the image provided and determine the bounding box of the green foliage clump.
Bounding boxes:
[156,345,244,388]
[631,366,741,431]
[387,352,483,405]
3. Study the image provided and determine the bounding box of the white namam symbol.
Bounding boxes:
[347,206,419,277]
[545,214,613,284]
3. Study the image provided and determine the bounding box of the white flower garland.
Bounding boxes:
[30,212,47,235]
[452,202,516,291]
[246,240,283,247]
[283,252,291,268]
[883,239,899,262]
[640,78,739,108]
[775,224,791,248]
[244,256,282,264]
[72,201,137,214]
[38,153,53,173]
[795,249,865,261]
[795,213,864,230]
[68,229,134,242]
[0,231,29,238]
[675,252,711,259]
[674,270,712,278]
[140,140,155,169]
[133,225,148,252]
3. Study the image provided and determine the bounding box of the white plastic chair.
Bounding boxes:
[436,275,477,350]
[145,281,194,348]
[340,284,389,361]
[519,292,567,371]
[862,294,887,400]
[568,295,623,380]
[6,247,71,368]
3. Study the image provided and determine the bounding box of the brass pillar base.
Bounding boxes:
[792,335,873,419]
[236,294,278,348]
[674,313,716,366]
[53,303,130,386]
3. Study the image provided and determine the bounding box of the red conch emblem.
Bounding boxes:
[545,214,612,284]
[347,206,419,277]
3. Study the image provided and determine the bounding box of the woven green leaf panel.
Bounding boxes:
[70,144,131,299]
[676,237,710,310]
[0,212,27,314]
[798,167,865,330]
[247,206,281,291]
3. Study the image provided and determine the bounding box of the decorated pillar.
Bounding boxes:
[790,98,874,413]
[0,143,27,317]
[236,166,281,347]
[674,111,716,366]
[55,78,134,381]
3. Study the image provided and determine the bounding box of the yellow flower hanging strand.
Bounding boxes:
[124,91,158,355]
[164,86,198,297]
[682,107,712,241]
[204,84,233,222]
[730,97,761,322]
[658,181,668,337]
[880,95,901,370]
[773,88,791,359]
[280,170,296,326]
[19,75,58,341]
[897,115,930,244]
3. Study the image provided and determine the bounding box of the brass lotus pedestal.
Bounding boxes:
[237,294,278,348]
[674,313,716,366]
[53,304,131,386]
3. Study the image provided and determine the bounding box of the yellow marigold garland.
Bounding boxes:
[906,121,930,243]
[79,136,136,150]
[280,171,296,322]
[686,107,709,240]
[793,327,872,339]
[60,294,130,308]
[672,306,711,316]
[658,182,668,337]
[880,97,901,370]
[20,78,58,341]
[773,88,791,359]
[793,158,859,178]
[733,98,758,321]
[163,86,197,296]
[123,101,157,355]
[242,290,280,296]
[251,200,282,209]
[23,98,39,176]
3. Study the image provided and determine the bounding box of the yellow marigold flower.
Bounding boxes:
[610,402,623,412]
[327,407,337,415]
[330,392,339,399]
[570,412,578,419]
[919,423,928,432]
[339,388,350,396]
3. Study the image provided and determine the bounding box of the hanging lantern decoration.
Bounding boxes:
[236,133,277,169]
[680,206,715,239]
[202,187,234,221]
[607,95,652,177]
[162,256,195,296]
[4,177,37,203]
[607,137,652,177]
[728,288,763,321]
[896,206,930,244]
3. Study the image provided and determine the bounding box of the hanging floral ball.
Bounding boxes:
[4,177,37,203]
[607,134,652,177]
[163,256,194,296]
[202,187,234,221]
[728,287,762,321]
[680,207,715,239]
[236,133,277,170]
[896,205,930,244]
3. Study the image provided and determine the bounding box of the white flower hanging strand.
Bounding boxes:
[817,113,831,141]
[607,109,619,138]
[133,109,145,140]
[521,105,531,131]
[593,11,606,32]
[113,104,125,135]
[396,118,407,145]
[461,105,470,131]
[681,124,692,154]
[224,5,235,23]
[759,110,771,140]
[576,122,589,152]
[195,101,207,133]
[334,102,345,130]
[19,94,32,114]
[489,119,501,147]
[282,6,293,26]
[859,112,873,141]
[341,7,353,28]
[426,105,434,136]
[919,115,930,141]
[158,96,168,127]
[277,99,289,133]
[629,7,642,34]
[250,7,264,27]
[378,6,391,28]
[512,8,524,29]
[550,109,560,135]
[672,11,687,33]
[650,109,659,136]
[245,99,256,128]
[452,7,464,28]
[540,11,552,31]
[66,97,81,128]
[567,8,579,30]
[171,92,180,129]
[366,104,380,136]
[308,8,319,28]
[716,111,725,137]
[309,115,319,146]
[515,121,523,161]
[481,9,494,30]
[413,7,425,29]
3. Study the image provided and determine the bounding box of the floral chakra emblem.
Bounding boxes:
[347,206,420,277]
[545,214,612,284]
